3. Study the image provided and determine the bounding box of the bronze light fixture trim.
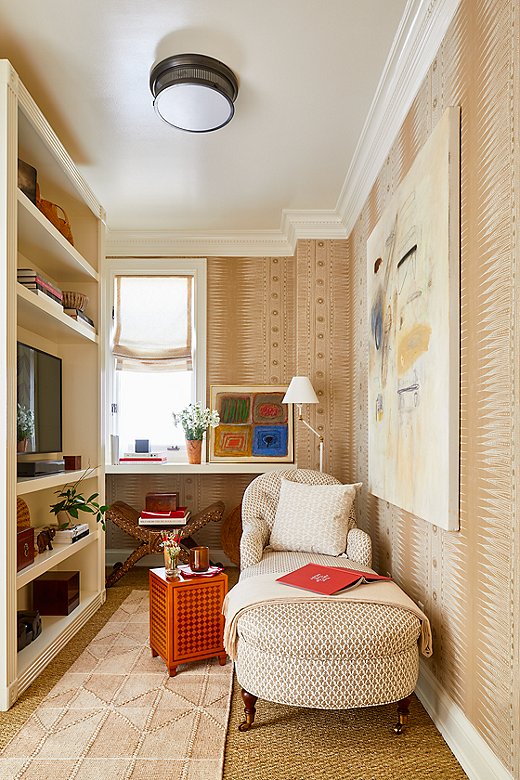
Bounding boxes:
[150,53,239,133]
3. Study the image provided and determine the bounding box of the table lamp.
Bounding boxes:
[282,376,324,471]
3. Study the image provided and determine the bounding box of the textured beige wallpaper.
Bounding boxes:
[348,0,519,773]
[107,256,298,550]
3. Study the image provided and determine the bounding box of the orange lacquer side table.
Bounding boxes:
[149,566,228,675]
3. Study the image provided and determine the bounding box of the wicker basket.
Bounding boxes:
[36,183,74,245]
[62,291,89,311]
[17,497,31,529]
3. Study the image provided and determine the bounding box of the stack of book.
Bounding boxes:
[63,308,96,332]
[17,268,63,305]
[53,523,90,544]
[138,507,191,527]
[119,451,168,463]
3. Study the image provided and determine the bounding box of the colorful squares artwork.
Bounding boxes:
[214,425,252,457]
[252,425,288,457]
[252,393,287,424]
[209,385,293,463]
[219,395,251,424]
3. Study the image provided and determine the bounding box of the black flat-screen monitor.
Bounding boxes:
[17,342,62,454]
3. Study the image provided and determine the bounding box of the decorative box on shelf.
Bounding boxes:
[33,571,80,615]
[17,527,35,572]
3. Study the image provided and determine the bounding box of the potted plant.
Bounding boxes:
[49,467,109,530]
[173,402,220,464]
[17,403,34,452]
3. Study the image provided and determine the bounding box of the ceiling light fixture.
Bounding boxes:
[149,53,239,133]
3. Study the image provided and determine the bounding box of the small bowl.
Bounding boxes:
[62,291,88,311]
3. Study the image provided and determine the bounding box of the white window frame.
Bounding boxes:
[104,258,207,461]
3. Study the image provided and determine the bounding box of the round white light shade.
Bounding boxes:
[282,376,319,405]
[150,54,238,133]
[154,83,234,133]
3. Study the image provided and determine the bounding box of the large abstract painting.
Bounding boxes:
[209,385,293,463]
[367,107,460,531]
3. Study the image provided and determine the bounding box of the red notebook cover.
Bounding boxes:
[140,507,188,519]
[276,563,390,595]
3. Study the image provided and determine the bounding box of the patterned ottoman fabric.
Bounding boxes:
[235,642,419,710]
[235,568,421,709]
[235,470,421,711]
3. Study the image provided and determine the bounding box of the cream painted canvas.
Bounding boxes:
[367,107,460,531]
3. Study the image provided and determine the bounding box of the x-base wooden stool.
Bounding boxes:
[105,500,225,587]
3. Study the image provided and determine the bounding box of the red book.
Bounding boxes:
[140,507,188,519]
[18,274,63,299]
[276,564,390,595]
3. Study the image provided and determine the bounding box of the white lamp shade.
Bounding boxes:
[154,83,234,132]
[282,376,319,405]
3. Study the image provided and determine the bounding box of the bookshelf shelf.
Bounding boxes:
[17,191,99,283]
[16,591,103,693]
[17,282,98,344]
[16,469,98,495]
[16,531,99,589]
[0,59,106,710]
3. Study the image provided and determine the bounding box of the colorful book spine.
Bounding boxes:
[63,308,95,327]
[20,285,63,305]
[17,272,63,300]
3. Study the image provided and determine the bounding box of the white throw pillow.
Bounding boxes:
[269,478,362,556]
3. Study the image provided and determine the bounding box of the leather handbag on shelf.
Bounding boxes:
[35,183,74,245]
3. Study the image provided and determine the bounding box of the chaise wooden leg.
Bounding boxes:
[393,694,412,734]
[238,689,258,732]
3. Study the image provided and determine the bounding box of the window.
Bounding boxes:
[106,259,206,460]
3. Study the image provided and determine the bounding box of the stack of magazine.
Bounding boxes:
[53,523,90,544]
[138,507,191,527]
[63,308,96,332]
[17,268,63,305]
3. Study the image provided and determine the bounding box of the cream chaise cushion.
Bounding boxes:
[269,478,362,556]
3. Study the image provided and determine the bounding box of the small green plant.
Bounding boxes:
[173,402,220,440]
[49,467,109,530]
[17,403,34,442]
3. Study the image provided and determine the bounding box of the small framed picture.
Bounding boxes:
[17,159,37,204]
[209,385,294,463]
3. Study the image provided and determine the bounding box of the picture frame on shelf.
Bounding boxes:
[208,384,293,463]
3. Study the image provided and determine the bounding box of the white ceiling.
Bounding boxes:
[0,0,408,234]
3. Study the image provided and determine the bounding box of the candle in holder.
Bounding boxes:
[189,546,210,573]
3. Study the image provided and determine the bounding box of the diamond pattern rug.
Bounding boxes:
[0,590,233,779]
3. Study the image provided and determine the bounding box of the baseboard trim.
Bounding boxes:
[416,662,512,780]
[0,680,18,712]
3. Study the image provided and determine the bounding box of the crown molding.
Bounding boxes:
[336,0,461,235]
[106,0,460,258]
[105,210,345,257]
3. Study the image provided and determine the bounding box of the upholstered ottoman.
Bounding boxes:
[225,469,432,733]
[233,551,422,730]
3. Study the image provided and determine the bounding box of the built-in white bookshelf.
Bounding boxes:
[0,60,106,709]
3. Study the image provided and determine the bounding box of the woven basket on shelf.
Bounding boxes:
[16,497,31,529]
[62,291,89,311]
[35,183,74,246]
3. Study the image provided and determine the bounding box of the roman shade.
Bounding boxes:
[113,275,193,372]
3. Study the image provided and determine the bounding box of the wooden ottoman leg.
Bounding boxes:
[238,689,258,732]
[394,694,412,734]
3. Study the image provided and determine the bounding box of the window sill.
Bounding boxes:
[104,462,293,475]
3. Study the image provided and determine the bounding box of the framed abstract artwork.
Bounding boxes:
[367,106,460,531]
[208,385,294,463]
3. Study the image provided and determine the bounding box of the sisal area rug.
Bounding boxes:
[0,590,234,780]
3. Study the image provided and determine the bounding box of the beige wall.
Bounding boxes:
[106,6,520,772]
[347,0,519,773]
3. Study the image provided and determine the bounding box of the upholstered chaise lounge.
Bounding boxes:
[224,469,431,732]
